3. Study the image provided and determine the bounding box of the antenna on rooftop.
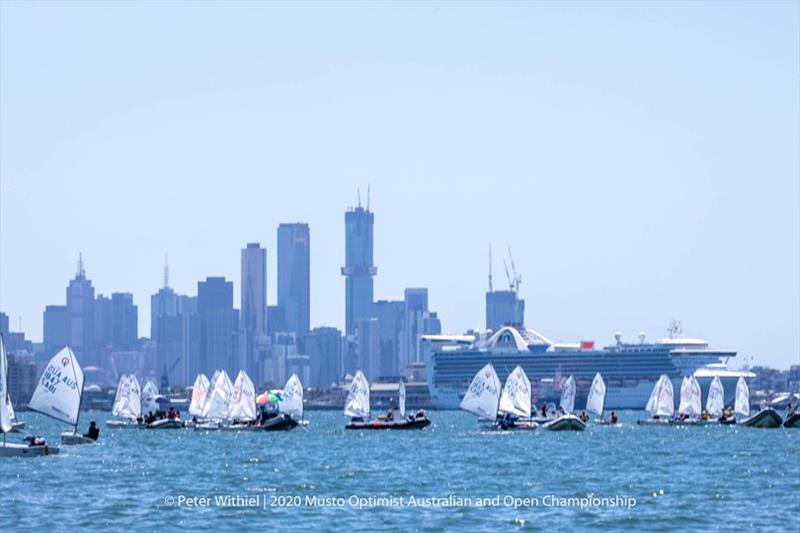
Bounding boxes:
[77,252,85,278]
[357,188,362,208]
[367,184,371,211]
[488,244,493,292]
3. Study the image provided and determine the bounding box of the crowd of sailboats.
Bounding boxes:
[343,370,431,429]
[106,369,307,432]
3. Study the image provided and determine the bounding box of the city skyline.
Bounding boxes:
[1,2,798,369]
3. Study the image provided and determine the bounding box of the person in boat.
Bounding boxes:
[84,421,100,441]
[786,403,795,417]
[579,411,589,423]
[540,403,548,418]
[24,435,46,447]
[415,409,426,419]
[145,411,156,424]
[610,411,618,424]
[557,406,565,416]
[701,410,709,421]
[136,415,144,424]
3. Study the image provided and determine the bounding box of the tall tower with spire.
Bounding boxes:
[66,252,96,364]
[342,191,376,336]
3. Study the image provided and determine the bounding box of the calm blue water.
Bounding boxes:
[2,410,798,531]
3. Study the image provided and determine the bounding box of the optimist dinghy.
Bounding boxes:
[543,376,585,431]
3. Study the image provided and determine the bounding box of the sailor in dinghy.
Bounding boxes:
[493,365,535,431]
[699,375,728,425]
[542,375,585,431]
[672,376,702,425]
[586,373,611,425]
[459,364,501,427]
[185,373,210,429]
[267,373,306,431]
[195,370,232,430]
[1,334,59,457]
[107,374,144,429]
[27,346,95,445]
[223,370,259,431]
[637,375,674,425]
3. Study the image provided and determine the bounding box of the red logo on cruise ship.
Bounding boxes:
[61,357,69,366]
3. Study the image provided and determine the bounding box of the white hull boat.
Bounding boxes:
[61,431,97,445]
[220,423,261,432]
[147,418,184,429]
[670,418,701,426]
[740,409,783,428]
[106,419,144,429]
[0,442,60,457]
[636,418,671,426]
[543,414,586,431]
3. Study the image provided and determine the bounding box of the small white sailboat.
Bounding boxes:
[28,347,93,445]
[344,370,371,429]
[673,376,702,425]
[737,377,782,428]
[698,375,729,425]
[1,334,60,457]
[261,373,304,431]
[106,375,143,429]
[6,389,24,432]
[638,374,674,425]
[495,365,536,430]
[543,375,585,431]
[459,363,502,421]
[586,373,612,424]
[223,370,259,431]
[197,370,233,430]
[185,373,210,427]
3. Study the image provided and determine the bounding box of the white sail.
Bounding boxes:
[188,373,210,417]
[706,376,725,418]
[459,363,501,418]
[645,376,662,416]
[655,375,674,417]
[29,346,84,425]
[399,379,406,418]
[141,379,161,415]
[343,370,370,418]
[228,370,256,422]
[586,373,606,417]
[498,365,532,418]
[0,334,11,433]
[203,370,221,415]
[678,377,692,416]
[203,370,233,420]
[279,374,303,418]
[560,375,576,414]
[735,376,750,418]
[128,375,142,419]
[111,375,129,417]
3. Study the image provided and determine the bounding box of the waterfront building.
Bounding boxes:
[356,317,380,381]
[371,300,404,378]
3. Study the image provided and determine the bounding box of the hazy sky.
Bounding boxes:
[1,1,798,368]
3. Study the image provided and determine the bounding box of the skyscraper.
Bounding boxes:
[355,318,380,381]
[372,300,404,377]
[111,293,138,351]
[305,326,342,388]
[241,243,267,376]
[342,199,376,336]
[485,290,525,332]
[400,288,442,370]
[278,224,310,339]
[198,277,236,377]
[66,254,96,366]
[43,305,68,357]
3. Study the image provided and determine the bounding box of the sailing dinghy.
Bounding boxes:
[672,376,702,425]
[586,373,613,425]
[264,373,304,431]
[223,370,259,431]
[637,374,674,425]
[460,363,502,425]
[543,375,585,431]
[28,347,93,445]
[185,373,210,428]
[1,334,59,456]
[494,365,536,430]
[698,375,730,425]
[737,377,782,428]
[107,375,144,429]
[196,370,233,430]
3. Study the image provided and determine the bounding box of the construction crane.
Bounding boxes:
[161,358,181,393]
[505,246,522,294]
